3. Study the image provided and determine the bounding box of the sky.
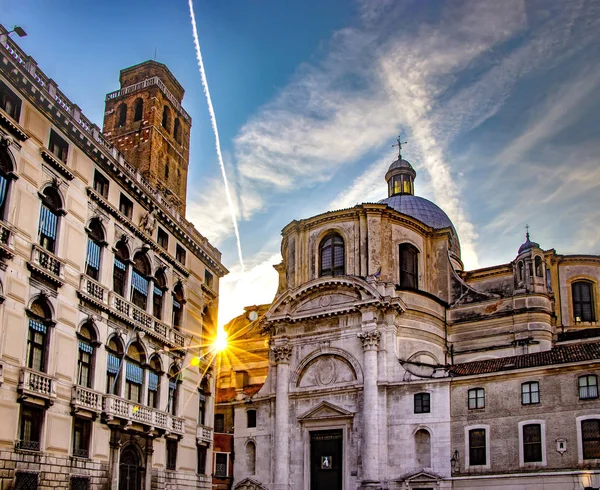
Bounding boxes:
[5,0,600,327]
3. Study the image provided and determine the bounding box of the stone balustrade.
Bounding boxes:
[18,367,57,404]
[103,395,185,435]
[71,385,103,414]
[196,424,213,445]
[79,274,185,348]
[29,244,64,285]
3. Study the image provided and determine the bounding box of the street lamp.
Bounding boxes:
[6,26,27,38]
[450,450,459,472]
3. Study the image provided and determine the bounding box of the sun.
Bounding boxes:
[213,328,228,353]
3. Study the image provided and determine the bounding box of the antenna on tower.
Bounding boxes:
[154,48,157,61]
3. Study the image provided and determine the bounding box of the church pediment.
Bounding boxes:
[397,469,443,482]
[298,401,354,422]
[234,478,268,490]
[264,276,404,324]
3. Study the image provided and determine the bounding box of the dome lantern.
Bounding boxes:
[385,137,416,197]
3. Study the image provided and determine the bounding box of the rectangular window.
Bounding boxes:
[72,418,91,458]
[106,353,121,395]
[469,429,486,466]
[582,419,600,459]
[214,413,225,433]
[172,297,182,327]
[148,372,159,409]
[468,388,485,409]
[38,205,58,254]
[523,424,542,463]
[167,379,178,416]
[15,472,39,490]
[157,227,168,249]
[198,390,206,425]
[205,270,214,289]
[48,129,69,163]
[70,476,90,490]
[119,194,133,219]
[522,382,540,405]
[414,393,430,414]
[197,445,207,474]
[579,375,599,400]
[214,453,228,477]
[573,282,595,322]
[27,320,47,373]
[0,80,22,121]
[93,170,109,198]
[247,409,257,428]
[19,405,43,451]
[77,341,93,388]
[166,439,178,470]
[176,244,186,265]
[131,270,149,310]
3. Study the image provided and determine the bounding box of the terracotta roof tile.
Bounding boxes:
[450,342,600,376]
[216,383,264,403]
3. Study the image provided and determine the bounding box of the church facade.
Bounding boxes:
[216,146,600,490]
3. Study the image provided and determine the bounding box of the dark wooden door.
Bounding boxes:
[119,446,143,490]
[310,429,343,490]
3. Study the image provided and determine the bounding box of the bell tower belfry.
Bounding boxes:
[102,61,191,214]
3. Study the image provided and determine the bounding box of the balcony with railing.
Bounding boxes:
[196,424,213,445]
[103,395,185,436]
[71,386,103,415]
[78,275,185,348]
[28,244,64,285]
[18,367,57,405]
[0,220,14,259]
[15,439,41,452]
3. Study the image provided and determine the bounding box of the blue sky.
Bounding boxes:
[5,0,600,325]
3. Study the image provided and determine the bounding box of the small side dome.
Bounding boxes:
[386,139,416,197]
[518,230,540,254]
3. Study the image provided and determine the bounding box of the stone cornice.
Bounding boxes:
[0,108,28,141]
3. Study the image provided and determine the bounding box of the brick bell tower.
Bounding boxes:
[102,61,191,214]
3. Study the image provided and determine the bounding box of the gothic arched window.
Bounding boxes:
[125,342,146,403]
[399,243,419,289]
[113,240,130,297]
[133,98,143,122]
[106,336,124,395]
[77,323,96,388]
[27,297,53,373]
[86,218,105,280]
[147,355,162,409]
[38,186,63,254]
[517,260,524,282]
[131,252,151,309]
[167,365,180,416]
[153,269,167,320]
[573,281,595,322]
[117,103,127,128]
[172,283,184,328]
[319,233,344,277]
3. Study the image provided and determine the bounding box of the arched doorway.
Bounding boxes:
[119,445,144,490]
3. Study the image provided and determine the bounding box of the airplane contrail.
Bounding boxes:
[187,0,245,272]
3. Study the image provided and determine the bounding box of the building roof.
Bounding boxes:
[379,194,456,231]
[216,384,264,404]
[450,342,600,376]
[518,232,540,254]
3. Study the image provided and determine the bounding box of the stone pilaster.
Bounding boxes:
[109,428,122,489]
[272,342,293,490]
[358,329,381,487]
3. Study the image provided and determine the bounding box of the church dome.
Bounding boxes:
[518,232,540,254]
[379,194,456,231]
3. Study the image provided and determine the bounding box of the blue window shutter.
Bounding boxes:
[153,287,163,297]
[79,341,93,354]
[0,175,7,208]
[126,362,143,384]
[29,319,47,334]
[114,258,126,271]
[131,270,149,295]
[107,353,121,374]
[39,205,58,239]
[86,239,101,269]
[148,372,159,391]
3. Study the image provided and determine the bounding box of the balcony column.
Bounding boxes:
[358,326,381,488]
[146,278,154,315]
[124,262,133,302]
[144,437,154,490]
[272,341,292,490]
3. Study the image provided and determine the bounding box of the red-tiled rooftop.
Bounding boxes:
[450,342,600,376]
[216,384,264,403]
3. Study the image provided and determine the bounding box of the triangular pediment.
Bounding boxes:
[298,401,354,421]
[234,478,268,490]
[397,469,443,482]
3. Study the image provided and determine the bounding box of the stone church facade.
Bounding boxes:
[217,147,600,489]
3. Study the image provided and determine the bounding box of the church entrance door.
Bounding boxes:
[310,429,343,490]
[119,445,143,490]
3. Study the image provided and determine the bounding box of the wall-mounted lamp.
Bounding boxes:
[450,450,459,472]
[6,26,27,38]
